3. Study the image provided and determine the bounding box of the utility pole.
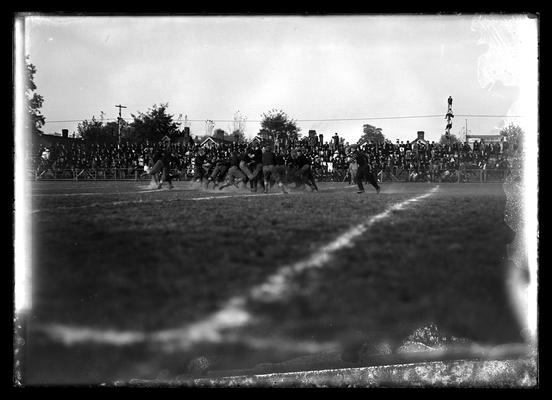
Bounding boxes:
[115,104,127,145]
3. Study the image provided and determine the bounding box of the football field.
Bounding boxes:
[22,180,524,384]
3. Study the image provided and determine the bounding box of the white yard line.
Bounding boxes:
[32,183,151,189]
[31,183,354,197]
[30,199,170,214]
[325,184,357,190]
[32,189,163,197]
[31,185,351,213]
[34,185,439,350]
[191,192,284,201]
[31,192,288,213]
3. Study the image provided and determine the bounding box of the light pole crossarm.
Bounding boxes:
[115,104,127,144]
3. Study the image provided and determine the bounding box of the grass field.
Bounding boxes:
[21,180,524,384]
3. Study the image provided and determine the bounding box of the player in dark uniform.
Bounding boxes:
[206,150,230,189]
[248,144,264,192]
[290,149,319,191]
[273,150,290,194]
[147,142,174,189]
[147,148,163,186]
[239,147,254,183]
[261,145,275,193]
[260,145,289,193]
[160,141,177,189]
[193,147,208,187]
[353,145,380,194]
[218,150,246,190]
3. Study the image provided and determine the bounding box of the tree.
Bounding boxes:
[25,56,45,135]
[499,123,524,152]
[77,116,122,143]
[439,133,461,145]
[104,121,122,140]
[77,117,104,142]
[260,109,301,145]
[130,103,181,143]
[358,124,385,145]
[194,134,211,144]
[232,110,248,141]
[213,128,225,140]
[231,129,246,143]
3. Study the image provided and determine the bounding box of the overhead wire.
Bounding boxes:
[42,114,525,124]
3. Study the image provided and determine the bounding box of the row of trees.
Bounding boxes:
[75,107,304,145]
[358,124,463,146]
[77,103,183,143]
[25,57,525,148]
[25,58,304,145]
[357,122,523,147]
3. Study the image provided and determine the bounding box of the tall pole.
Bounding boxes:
[115,104,127,145]
[445,96,454,146]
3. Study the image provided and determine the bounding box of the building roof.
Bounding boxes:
[357,137,385,146]
[251,135,269,143]
[412,137,428,144]
[36,133,83,145]
[200,136,234,146]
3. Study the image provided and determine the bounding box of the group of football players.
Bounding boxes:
[147,141,380,194]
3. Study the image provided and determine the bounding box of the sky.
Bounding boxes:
[20,14,538,144]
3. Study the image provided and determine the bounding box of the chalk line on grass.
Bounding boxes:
[31,198,171,214]
[31,191,288,213]
[32,183,357,198]
[32,183,356,212]
[34,185,439,351]
[191,192,284,201]
[32,189,163,197]
[325,184,357,190]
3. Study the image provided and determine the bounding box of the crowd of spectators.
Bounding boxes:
[29,135,515,182]
[346,138,513,182]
